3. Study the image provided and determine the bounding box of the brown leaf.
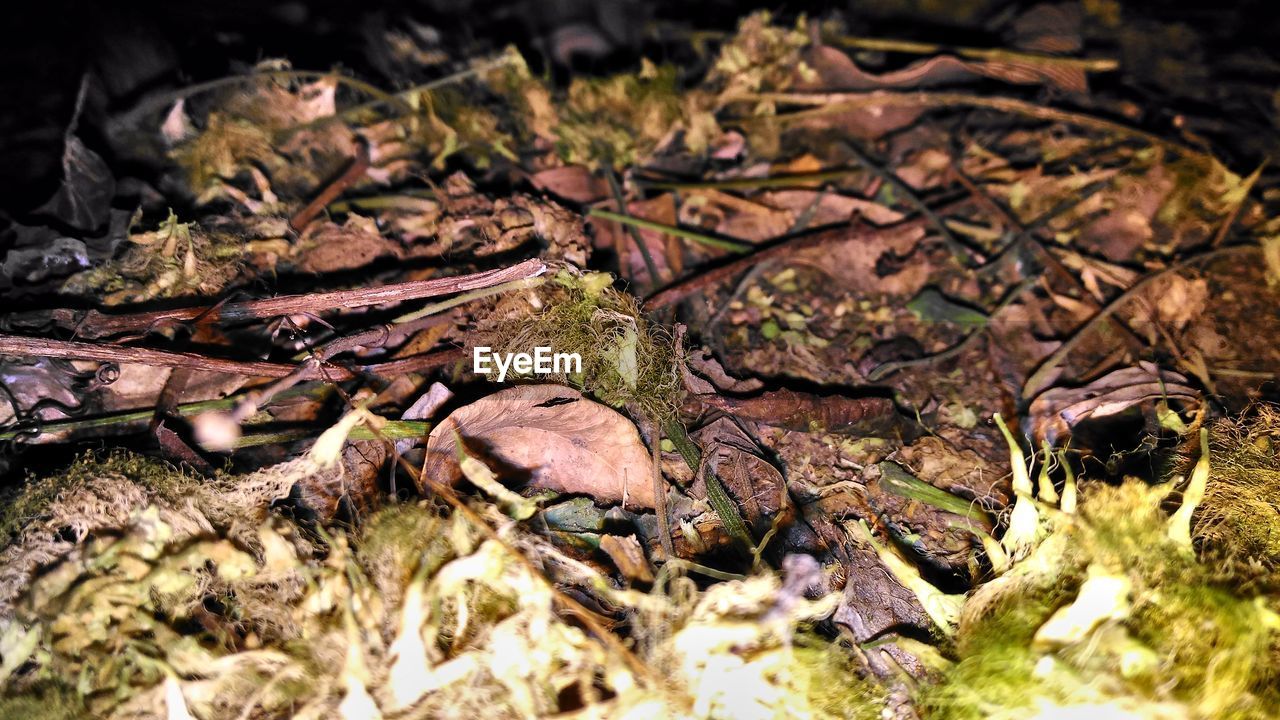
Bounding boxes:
[295,218,403,273]
[1026,362,1201,444]
[691,417,790,536]
[599,534,654,583]
[678,190,794,244]
[530,166,608,203]
[422,384,656,508]
[791,222,931,296]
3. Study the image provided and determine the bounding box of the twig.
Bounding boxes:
[647,416,675,559]
[229,278,531,427]
[821,33,1119,72]
[947,161,1145,355]
[587,208,752,254]
[0,335,464,394]
[288,141,371,234]
[635,168,863,191]
[839,140,977,264]
[604,169,663,286]
[1019,244,1262,400]
[0,384,331,443]
[392,276,546,324]
[30,259,545,339]
[232,420,430,449]
[0,334,354,380]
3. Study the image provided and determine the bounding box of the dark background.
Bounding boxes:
[3,0,1280,218]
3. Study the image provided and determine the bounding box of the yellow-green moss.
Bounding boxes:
[487,270,683,421]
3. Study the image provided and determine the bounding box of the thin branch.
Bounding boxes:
[0,334,352,380]
[288,141,371,234]
[587,208,752,253]
[25,259,545,340]
[605,169,663,286]
[821,33,1119,72]
[840,140,976,264]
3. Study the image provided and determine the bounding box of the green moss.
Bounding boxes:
[487,270,682,421]
[791,635,885,720]
[357,502,457,605]
[1188,407,1280,569]
[0,681,84,720]
[924,586,1076,719]
[556,63,683,168]
[0,451,195,541]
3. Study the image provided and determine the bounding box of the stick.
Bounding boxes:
[0,334,351,380]
[22,259,545,339]
[288,141,371,234]
[747,91,1210,163]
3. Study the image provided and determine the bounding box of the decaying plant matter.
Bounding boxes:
[2,6,1280,720]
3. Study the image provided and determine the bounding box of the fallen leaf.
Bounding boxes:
[295,218,403,273]
[422,384,656,508]
[530,166,608,203]
[1026,362,1201,444]
[35,135,116,232]
[599,534,654,583]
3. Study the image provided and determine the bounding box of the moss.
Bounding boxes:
[924,585,1077,719]
[0,681,84,720]
[172,113,276,192]
[61,213,245,304]
[486,270,683,421]
[357,502,457,606]
[0,451,195,541]
[790,635,885,720]
[556,63,684,168]
[1187,406,1280,569]
[416,87,517,169]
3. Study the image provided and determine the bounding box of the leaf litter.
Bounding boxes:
[0,6,1279,720]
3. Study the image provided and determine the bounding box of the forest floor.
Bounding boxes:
[1,4,1279,719]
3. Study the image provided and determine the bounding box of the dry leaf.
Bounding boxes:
[1026,362,1201,444]
[421,384,656,508]
[530,165,608,203]
[599,534,654,583]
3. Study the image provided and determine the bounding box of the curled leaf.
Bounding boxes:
[422,384,655,508]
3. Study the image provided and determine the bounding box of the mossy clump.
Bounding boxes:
[61,211,245,304]
[1,451,882,719]
[923,585,1080,719]
[556,61,684,168]
[921,477,1280,720]
[486,269,683,422]
[1185,405,1280,569]
[171,70,359,202]
[898,415,1280,720]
